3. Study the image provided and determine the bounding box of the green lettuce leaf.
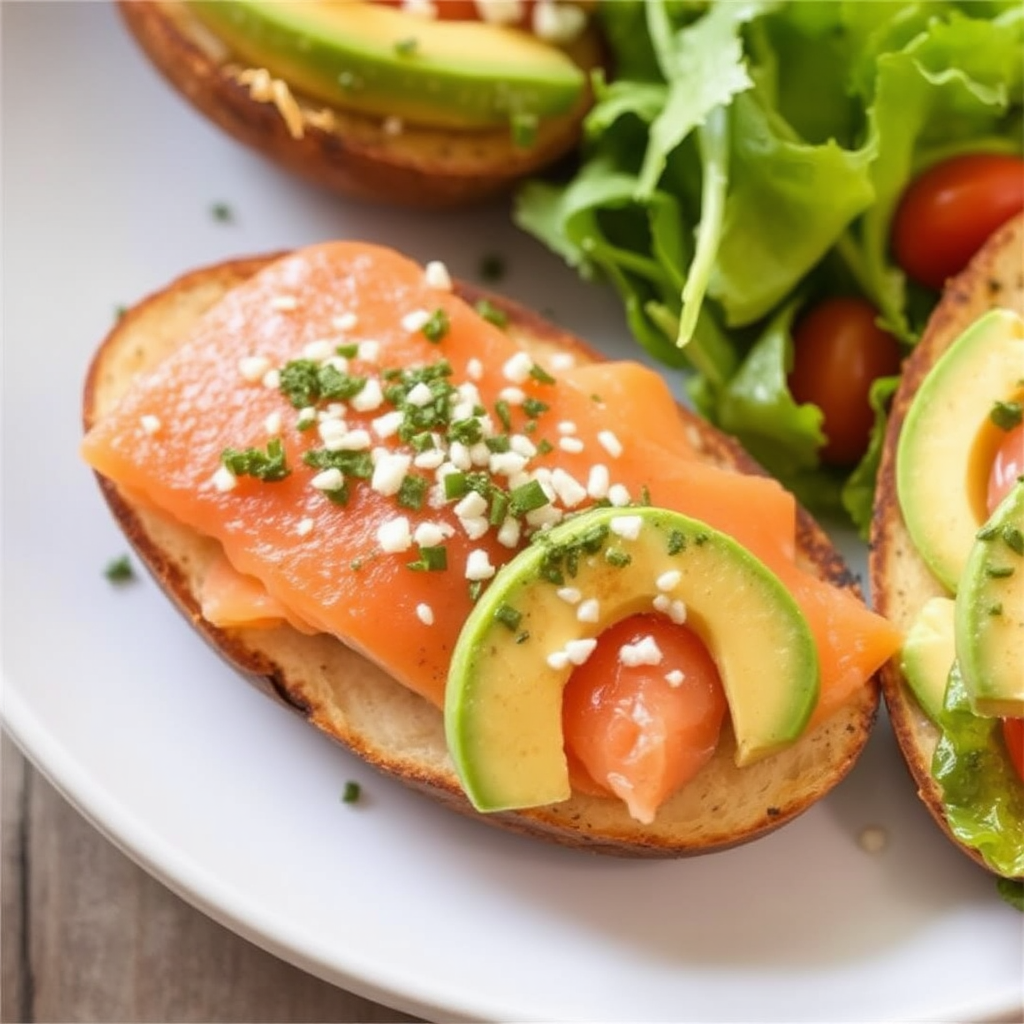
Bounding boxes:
[932,666,1024,879]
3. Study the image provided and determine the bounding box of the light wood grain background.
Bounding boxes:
[1,733,421,1023]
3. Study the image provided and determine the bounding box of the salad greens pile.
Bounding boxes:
[516,0,1023,532]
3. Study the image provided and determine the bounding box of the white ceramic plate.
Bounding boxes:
[3,4,1021,1021]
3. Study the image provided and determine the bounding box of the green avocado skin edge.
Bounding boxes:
[932,654,1024,880]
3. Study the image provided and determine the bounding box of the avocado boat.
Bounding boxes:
[870,213,1024,880]
[116,0,603,208]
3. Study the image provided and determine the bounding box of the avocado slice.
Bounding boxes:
[897,308,1024,593]
[955,481,1024,718]
[189,0,586,130]
[444,506,820,813]
[900,596,956,723]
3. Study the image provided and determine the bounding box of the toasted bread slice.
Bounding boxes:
[83,254,879,857]
[116,1,601,209]
[870,214,1024,876]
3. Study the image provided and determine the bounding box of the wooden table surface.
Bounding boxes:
[1,733,421,1024]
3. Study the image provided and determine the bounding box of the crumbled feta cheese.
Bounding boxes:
[532,0,587,44]
[619,635,663,667]
[546,650,570,670]
[465,548,496,581]
[377,516,413,552]
[401,309,431,333]
[332,312,358,332]
[317,419,349,450]
[372,452,412,496]
[557,587,582,605]
[413,448,446,470]
[296,517,315,536]
[212,465,237,492]
[406,381,435,407]
[262,368,281,390]
[413,521,450,547]
[656,569,682,592]
[424,259,452,291]
[404,0,438,18]
[466,357,484,381]
[586,464,610,500]
[498,386,526,406]
[598,430,623,458]
[608,483,631,507]
[665,669,685,688]
[509,434,537,458]
[460,516,490,540]
[455,491,488,520]
[311,468,344,492]
[357,340,380,362]
[264,411,282,436]
[349,379,383,413]
[303,339,335,362]
[565,638,597,665]
[475,0,524,25]
[239,355,271,382]
[502,351,534,385]
[469,442,492,467]
[372,410,405,439]
[525,504,563,529]
[610,514,642,540]
[448,442,472,471]
[140,414,161,435]
[558,436,585,455]
[550,468,587,508]
[270,294,298,311]
[667,600,687,624]
[496,517,521,548]
[576,598,600,623]
[550,352,575,370]
[557,420,577,435]
[490,451,529,477]
[416,602,435,625]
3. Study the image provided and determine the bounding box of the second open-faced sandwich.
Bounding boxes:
[870,214,1024,880]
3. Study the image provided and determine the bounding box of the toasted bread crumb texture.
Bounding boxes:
[81,244,894,854]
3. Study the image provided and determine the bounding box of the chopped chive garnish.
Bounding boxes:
[422,307,450,343]
[515,631,530,644]
[395,36,418,55]
[522,397,549,418]
[536,438,553,455]
[104,555,135,583]
[211,202,233,222]
[989,603,1004,616]
[475,298,508,328]
[468,580,485,601]
[488,489,510,526]
[667,530,686,555]
[444,472,469,499]
[114,304,127,320]
[990,399,1023,431]
[335,342,359,358]
[397,474,429,510]
[694,532,710,545]
[511,112,538,148]
[407,545,448,572]
[977,524,999,540]
[1001,525,1024,555]
[303,449,374,478]
[605,548,631,568]
[485,434,511,453]
[494,603,522,631]
[529,363,556,385]
[639,485,652,506]
[985,565,1015,578]
[222,438,290,481]
[510,479,549,514]
[494,399,512,432]
[341,781,361,803]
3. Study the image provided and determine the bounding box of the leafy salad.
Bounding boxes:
[516,0,1023,532]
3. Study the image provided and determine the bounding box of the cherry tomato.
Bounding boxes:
[1003,718,1024,785]
[987,421,1024,515]
[892,154,1024,291]
[787,297,903,467]
[562,614,726,821]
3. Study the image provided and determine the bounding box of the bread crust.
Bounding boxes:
[83,253,879,857]
[869,214,1024,876]
[116,0,602,209]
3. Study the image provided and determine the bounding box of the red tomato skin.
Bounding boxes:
[788,297,903,467]
[892,154,1024,291]
[1003,718,1024,785]
[987,421,1024,516]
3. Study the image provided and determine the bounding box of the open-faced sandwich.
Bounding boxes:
[81,242,900,855]
[870,214,1024,880]
[116,0,602,207]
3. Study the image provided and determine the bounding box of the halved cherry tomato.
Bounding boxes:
[892,154,1024,291]
[562,613,727,824]
[787,296,903,467]
[1003,718,1024,785]
[987,421,1024,515]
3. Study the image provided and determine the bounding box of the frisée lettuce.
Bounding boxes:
[515,0,1023,530]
